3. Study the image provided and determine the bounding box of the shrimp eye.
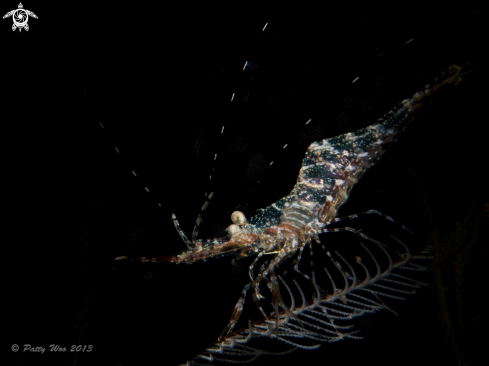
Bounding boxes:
[226,224,241,235]
[231,211,246,225]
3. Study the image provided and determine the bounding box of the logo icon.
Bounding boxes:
[3,3,37,32]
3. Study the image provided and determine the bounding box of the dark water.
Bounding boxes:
[6,1,485,366]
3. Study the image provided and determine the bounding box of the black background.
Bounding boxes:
[4,1,486,366]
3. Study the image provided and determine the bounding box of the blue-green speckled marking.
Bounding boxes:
[249,104,411,230]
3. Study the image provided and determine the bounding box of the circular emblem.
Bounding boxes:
[12,9,28,28]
